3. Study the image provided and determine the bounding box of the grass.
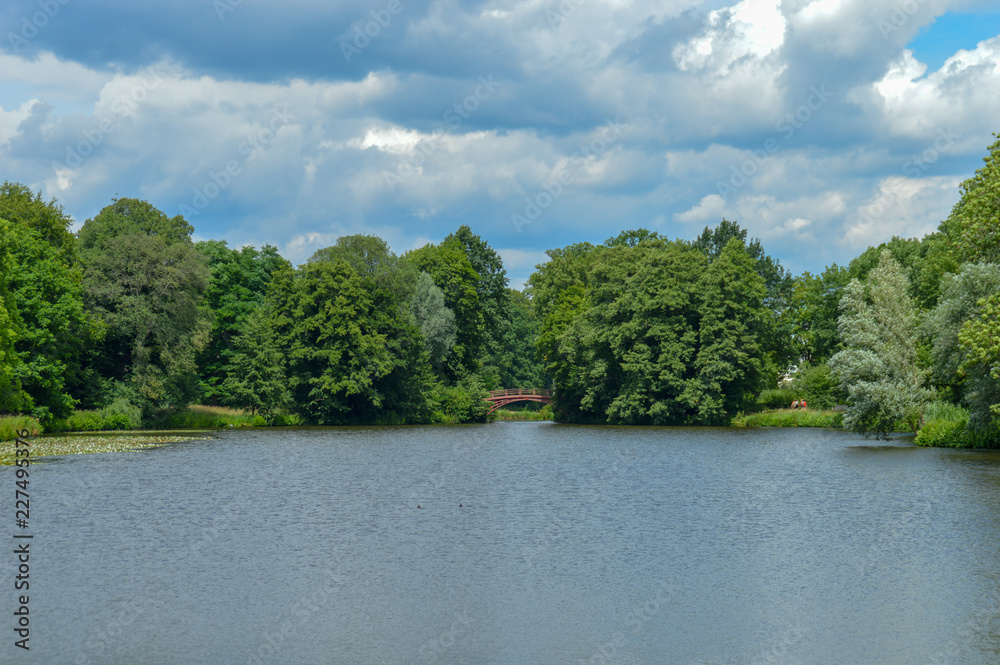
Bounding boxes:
[0,432,212,465]
[0,415,43,441]
[492,405,554,421]
[732,409,843,428]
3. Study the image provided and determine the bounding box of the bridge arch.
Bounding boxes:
[485,388,552,415]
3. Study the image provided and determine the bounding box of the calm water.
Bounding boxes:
[9,423,1000,664]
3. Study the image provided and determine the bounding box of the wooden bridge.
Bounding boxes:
[486,388,552,414]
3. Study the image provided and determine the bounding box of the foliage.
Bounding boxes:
[941,133,1000,264]
[269,249,433,425]
[61,398,143,432]
[220,309,291,416]
[829,251,931,437]
[755,388,798,411]
[732,409,843,428]
[0,219,25,414]
[410,272,457,368]
[195,240,289,405]
[79,198,210,412]
[958,292,1000,429]
[922,263,1000,405]
[0,185,97,422]
[792,265,851,364]
[532,228,774,425]
[790,363,846,410]
[0,415,41,441]
[433,375,492,423]
[492,404,554,421]
[405,239,484,379]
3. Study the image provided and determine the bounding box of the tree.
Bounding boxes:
[405,240,484,379]
[0,184,95,421]
[220,309,290,416]
[196,240,290,405]
[679,238,770,423]
[922,263,1000,403]
[0,219,26,414]
[444,225,515,386]
[271,245,433,424]
[792,264,851,365]
[941,133,1000,264]
[410,272,457,369]
[829,251,931,437]
[79,198,210,410]
[957,293,1000,430]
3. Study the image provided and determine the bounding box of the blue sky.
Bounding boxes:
[1,0,999,288]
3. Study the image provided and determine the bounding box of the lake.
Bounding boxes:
[11,423,1000,664]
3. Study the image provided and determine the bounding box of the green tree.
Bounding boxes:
[0,219,26,413]
[829,251,931,437]
[683,238,770,423]
[444,226,516,386]
[196,240,290,404]
[957,293,1000,429]
[271,244,433,424]
[792,264,851,365]
[220,309,290,416]
[79,198,210,410]
[922,263,1000,404]
[405,240,483,379]
[941,133,1000,264]
[410,271,457,369]
[0,184,95,421]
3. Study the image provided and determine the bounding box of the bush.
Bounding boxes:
[755,388,798,411]
[915,418,968,447]
[732,409,843,428]
[792,363,846,410]
[0,415,42,441]
[100,398,143,430]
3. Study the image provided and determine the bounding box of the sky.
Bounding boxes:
[1,0,999,288]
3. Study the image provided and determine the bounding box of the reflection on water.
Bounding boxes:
[12,423,1000,664]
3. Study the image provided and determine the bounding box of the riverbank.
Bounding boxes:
[732,409,843,428]
[0,432,212,465]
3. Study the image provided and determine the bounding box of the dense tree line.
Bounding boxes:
[0,194,542,425]
[0,133,998,443]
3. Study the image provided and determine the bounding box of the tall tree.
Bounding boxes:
[272,242,433,424]
[410,272,457,369]
[941,133,1000,264]
[405,240,483,379]
[0,184,94,420]
[220,308,291,417]
[196,240,290,405]
[829,251,931,437]
[957,293,1000,430]
[0,219,26,414]
[792,264,851,365]
[79,198,210,410]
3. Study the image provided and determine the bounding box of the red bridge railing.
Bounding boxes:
[487,388,552,399]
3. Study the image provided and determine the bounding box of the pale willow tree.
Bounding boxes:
[410,272,458,369]
[829,251,931,438]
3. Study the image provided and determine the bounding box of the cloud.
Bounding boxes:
[0,0,997,283]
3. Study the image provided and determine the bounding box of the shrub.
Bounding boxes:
[0,415,42,441]
[756,388,798,411]
[915,418,968,447]
[792,363,846,410]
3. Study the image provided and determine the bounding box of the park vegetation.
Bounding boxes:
[1,133,999,446]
